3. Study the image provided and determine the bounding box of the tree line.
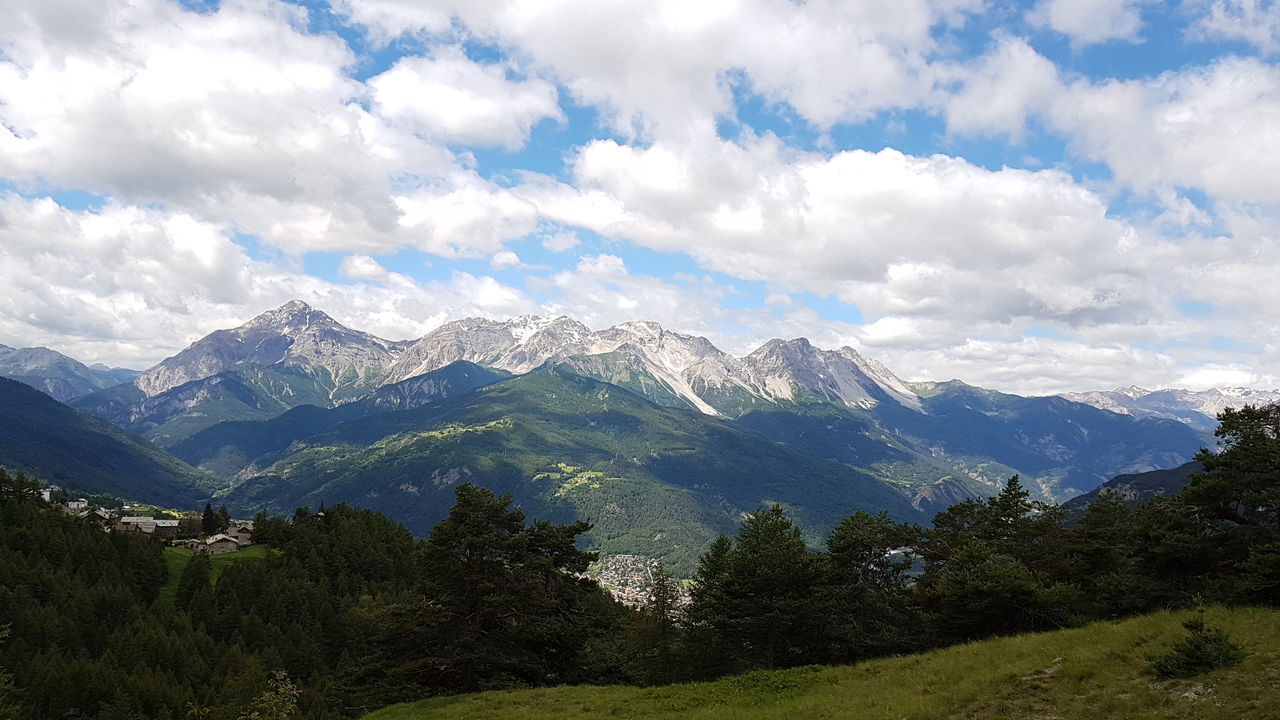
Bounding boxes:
[0,404,1276,717]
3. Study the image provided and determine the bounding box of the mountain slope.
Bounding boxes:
[867,381,1202,501]
[222,367,923,573]
[1062,461,1202,518]
[0,377,213,506]
[171,361,509,477]
[0,344,140,401]
[368,606,1280,720]
[74,363,340,446]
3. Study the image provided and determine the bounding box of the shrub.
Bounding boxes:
[1149,614,1247,679]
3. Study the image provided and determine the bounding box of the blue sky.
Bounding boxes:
[1,0,1279,394]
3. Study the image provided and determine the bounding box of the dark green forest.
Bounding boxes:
[1,404,1277,719]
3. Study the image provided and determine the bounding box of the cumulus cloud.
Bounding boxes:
[338,254,392,283]
[527,132,1164,332]
[0,193,541,366]
[337,0,983,137]
[1028,0,1151,45]
[369,46,563,149]
[1192,0,1280,54]
[1048,57,1280,205]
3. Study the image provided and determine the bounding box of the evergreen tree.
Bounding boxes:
[1186,404,1280,531]
[423,484,601,690]
[822,510,921,661]
[0,626,21,720]
[201,504,219,536]
[688,506,824,671]
[625,561,682,685]
[176,553,213,612]
[217,505,232,534]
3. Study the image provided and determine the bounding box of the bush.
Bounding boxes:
[1149,614,1247,679]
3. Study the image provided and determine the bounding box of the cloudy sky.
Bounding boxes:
[2,0,1278,394]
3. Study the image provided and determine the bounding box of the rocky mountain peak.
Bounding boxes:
[134,301,401,398]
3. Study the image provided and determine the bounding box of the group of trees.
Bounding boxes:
[0,403,1276,717]
[652,403,1280,678]
[0,471,622,719]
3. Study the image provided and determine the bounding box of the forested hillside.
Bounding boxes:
[0,377,213,506]
[1,402,1277,719]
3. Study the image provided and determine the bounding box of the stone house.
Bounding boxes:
[200,534,241,555]
[229,524,254,546]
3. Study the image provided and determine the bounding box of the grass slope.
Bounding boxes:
[157,544,272,608]
[0,377,214,506]
[369,606,1280,720]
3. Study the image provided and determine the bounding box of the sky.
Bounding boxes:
[2,0,1279,395]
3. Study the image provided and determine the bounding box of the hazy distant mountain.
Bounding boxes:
[0,344,140,402]
[1061,461,1202,520]
[1060,386,1280,435]
[0,377,212,506]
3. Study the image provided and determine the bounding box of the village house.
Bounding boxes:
[228,523,254,546]
[154,519,179,537]
[116,516,156,533]
[200,534,241,555]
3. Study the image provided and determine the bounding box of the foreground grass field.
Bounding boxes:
[367,606,1280,720]
[157,543,271,608]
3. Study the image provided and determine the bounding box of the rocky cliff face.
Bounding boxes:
[135,301,406,399]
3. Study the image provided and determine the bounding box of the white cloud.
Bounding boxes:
[490,250,522,269]
[337,0,983,137]
[369,46,563,149]
[1048,57,1280,205]
[541,230,580,252]
[529,132,1164,334]
[942,36,1063,139]
[0,0,554,259]
[0,193,540,366]
[1028,0,1151,45]
[1192,0,1280,54]
[338,254,392,283]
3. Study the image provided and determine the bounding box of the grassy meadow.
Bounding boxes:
[367,606,1280,720]
[157,543,272,608]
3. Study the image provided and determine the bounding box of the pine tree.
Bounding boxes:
[0,626,21,720]
[175,554,212,611]
[627,561,682,684]
[201,504,219,536]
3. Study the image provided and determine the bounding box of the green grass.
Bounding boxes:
[157,544,272,608]
[365,606,1280,720]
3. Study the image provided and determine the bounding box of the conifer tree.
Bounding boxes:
[201,504,219,536]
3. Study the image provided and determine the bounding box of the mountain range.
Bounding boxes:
[0,343,140,402]
[0,301,1237,568]
[1061,386,1280,435]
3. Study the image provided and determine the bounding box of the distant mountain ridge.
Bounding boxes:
[1060,386,1280,435]
[28,301,1204,506]
[0,343,140,402]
